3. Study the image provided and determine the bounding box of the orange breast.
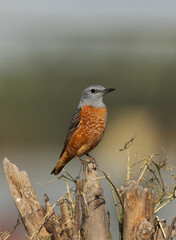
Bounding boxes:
[66,105,107,157]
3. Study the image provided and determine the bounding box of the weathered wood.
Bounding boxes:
[72,179,81,240]
[44,193,58,240]
[59,200,73,239]
[153,217,176,240]
[81,159,110,240]
[166,216,176,240]
[123,180,154,240]
[3,158,50,239]
[4,157,175,240]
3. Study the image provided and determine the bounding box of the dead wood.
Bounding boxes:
[3,157,176,240]
[3,157,50,239]
[153,217,176,240]
[59,200,73,239]
[165,216,176,240]
[72,179,81,240]
[123,180,154,240]
[44,193,58,240]
[80,159,110,240]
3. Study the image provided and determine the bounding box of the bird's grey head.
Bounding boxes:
[78,85,115,108]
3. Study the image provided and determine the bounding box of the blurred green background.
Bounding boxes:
[1,1,176,239]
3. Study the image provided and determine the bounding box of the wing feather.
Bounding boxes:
[59,108,81,158]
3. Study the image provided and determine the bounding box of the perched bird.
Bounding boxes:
[51,85,115,175]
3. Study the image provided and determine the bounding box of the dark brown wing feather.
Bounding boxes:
[59,108,81,158]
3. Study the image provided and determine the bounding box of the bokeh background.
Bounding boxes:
[1,0,176,239]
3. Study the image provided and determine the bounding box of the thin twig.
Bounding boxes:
[63,169,77,183]
[119,133,137,151]
[108,174,121,223]
[0,231,11,240]
[29,193,68,239]
[147,164,163,190]
[130,156,148,168]
[126,149,130,181]
[156,216,166,239]
[166,216,176,240]
[138,163,148,182]
[37,173,75,186]
[152,160,166,193]
[137,155,156,182]
[98,168,124,210]
[62,177,75,214]
[155,194,175,213]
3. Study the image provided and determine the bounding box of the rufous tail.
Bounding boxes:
[51,152,71,175]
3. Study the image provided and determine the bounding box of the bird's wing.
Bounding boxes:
[59,107,81,158]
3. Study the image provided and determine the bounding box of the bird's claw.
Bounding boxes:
[78,156,97,172]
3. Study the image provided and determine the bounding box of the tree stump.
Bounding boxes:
[80,159,110,240]
[123,180,154,240]
[3,158,50,239]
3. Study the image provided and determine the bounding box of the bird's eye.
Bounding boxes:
[91,89,96,93]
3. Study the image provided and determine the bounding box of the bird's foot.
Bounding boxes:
[78,157,89,170]
[86,153,98,170]
[77,156,97,171]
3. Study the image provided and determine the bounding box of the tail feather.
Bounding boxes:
[51,152,71,175]
[51,168,55,174]
[51,165,64,175]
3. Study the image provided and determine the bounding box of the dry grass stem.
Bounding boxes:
[126,149,131,181]
[98,168,123,209]
[156,216,166,239]
[108,173,121,223]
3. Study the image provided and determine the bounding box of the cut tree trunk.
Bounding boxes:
[123,180,154,240]
[3,158,50,239]
[80,159,110,240]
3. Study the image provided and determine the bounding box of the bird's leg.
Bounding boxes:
[86,153,98,169]
[77,155,97,171]
[77,157,90,172]
[77,157,85,164]
[86,153,96,163]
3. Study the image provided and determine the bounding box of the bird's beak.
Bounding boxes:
[104,88,116,94]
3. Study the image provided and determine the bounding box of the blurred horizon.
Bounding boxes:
[0,1,176,239]
[1,0,176,65]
